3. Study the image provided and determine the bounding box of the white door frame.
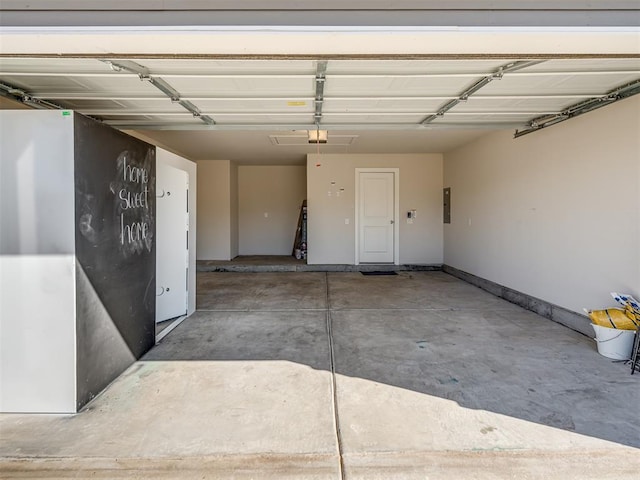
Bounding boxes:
[355,168,400,265]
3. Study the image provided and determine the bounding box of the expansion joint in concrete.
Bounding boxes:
[196,308,328,313]
[325,272,346,480]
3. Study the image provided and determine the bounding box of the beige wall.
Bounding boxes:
[307,153,443,265]
[444,95,640,314]
[238,166,307,255]
[196,160,233,260]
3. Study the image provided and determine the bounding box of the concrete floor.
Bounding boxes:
[2,271,639,479]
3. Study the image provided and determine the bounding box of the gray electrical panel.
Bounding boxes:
[443,187,451,224]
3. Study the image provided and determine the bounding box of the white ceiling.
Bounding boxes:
[125,129,492,166]
[1,57,639,165]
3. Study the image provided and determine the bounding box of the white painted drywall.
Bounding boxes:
[196,160,233,260]
[238,166,307,255]
[444,95,640,314]
[0,110,77,413]
[156,149,197,315]
[307,154,443,265]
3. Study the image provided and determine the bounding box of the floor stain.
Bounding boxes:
[437,377,459,385]
[541,412,576,431]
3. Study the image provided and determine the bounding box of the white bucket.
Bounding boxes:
[592,324,636,360]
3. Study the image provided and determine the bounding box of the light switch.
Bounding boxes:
[345,218,350,225]
[443,188,451,224]
[264,212,269,218]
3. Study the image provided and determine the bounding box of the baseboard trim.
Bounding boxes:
[442,265,592,337]
[197,262,442,273]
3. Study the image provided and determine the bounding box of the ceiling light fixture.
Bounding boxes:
[308,129,328,144]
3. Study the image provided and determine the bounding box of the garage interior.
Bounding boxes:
[2,56,638,266]
[1,2,640,478]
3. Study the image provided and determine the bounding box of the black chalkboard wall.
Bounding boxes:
[73,114,156,409]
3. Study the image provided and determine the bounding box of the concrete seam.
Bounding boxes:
[329,307,470,311]
[325,272,346,480]
[195,308,328,312]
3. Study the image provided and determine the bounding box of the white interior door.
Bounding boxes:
[156,164,188,322]
[358,171,395,263]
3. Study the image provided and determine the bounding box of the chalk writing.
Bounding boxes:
[119,188,149,209]
[120,215,149,244]
[119,153,150,246]
[111,149,155,256]
[124,161,149,184]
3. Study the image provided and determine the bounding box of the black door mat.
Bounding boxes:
[361,271,398,276]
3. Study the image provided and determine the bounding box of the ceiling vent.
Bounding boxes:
[269,134,359,146]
